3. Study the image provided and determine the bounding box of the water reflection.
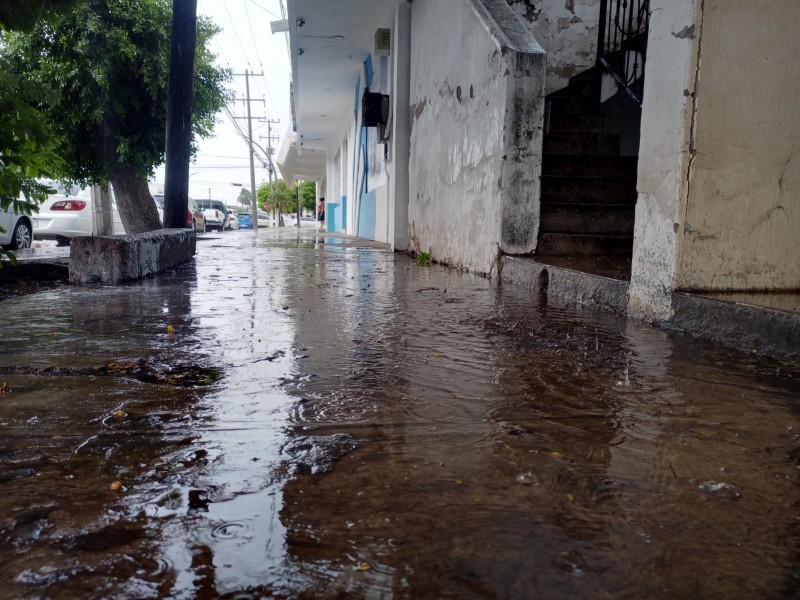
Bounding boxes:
[0,230,797,599]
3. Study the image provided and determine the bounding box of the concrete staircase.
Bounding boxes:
[537,70,638,259]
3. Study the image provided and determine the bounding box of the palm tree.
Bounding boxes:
[257,179,295,226]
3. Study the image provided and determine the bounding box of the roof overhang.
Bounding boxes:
[286,0,395,155]
[276,129,326,183]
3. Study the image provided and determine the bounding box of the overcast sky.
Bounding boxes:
[153,0,293,207]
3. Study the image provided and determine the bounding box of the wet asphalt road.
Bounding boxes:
[0,228,799,599]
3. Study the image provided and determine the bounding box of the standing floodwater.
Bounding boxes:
[0,229,798,599]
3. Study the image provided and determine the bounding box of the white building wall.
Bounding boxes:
[677,0,800,291]
[627,0,700,320]
[506,0,600,94]
[408,0,546,275]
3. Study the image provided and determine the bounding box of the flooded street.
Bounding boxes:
[1,228,798,599]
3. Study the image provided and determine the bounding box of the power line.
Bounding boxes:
[223,2,254,68]
[246,0,281,20]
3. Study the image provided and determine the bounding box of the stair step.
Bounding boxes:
[540,204,635,235]
[541,175,638,205]
[547,94,592,115]
[546,112,604,134]
[537,233,634,256]
[543,132,620,156]
[542,154,638,178]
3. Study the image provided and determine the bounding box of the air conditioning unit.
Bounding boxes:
[362,92,390,127]
[375,28,391,56]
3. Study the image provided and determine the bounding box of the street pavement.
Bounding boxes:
[0,227,798,599]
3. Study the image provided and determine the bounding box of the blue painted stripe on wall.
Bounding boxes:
[357,190,376,239]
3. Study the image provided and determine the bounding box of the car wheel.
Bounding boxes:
[11,220,32,249]
[202,221,206,233]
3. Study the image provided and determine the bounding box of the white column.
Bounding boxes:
[627,0,702,320]
[388,0,411,251]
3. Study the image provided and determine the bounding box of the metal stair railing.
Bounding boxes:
[596,0,650,106]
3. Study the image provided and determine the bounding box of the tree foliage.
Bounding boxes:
[0,0,82,262]
[299,180,316,213]
[237,187,252,211]
[1,0,231,232]
[0,0,84,32]
[257,179,295,224]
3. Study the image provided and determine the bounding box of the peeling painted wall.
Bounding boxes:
[627,0,699,320]
[505,0,599,94]
[678,0,800,291]
[408,0,546,275]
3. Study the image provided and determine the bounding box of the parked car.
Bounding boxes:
[188,198,206,232]
[257,210,270,227]
[34,183,125,245]
[227,211,239,230]
[195,199,228,231]
[237,212,253,229]
[152,195,205,232]
[1,204,34,250]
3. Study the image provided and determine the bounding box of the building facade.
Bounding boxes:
[278,0,799,322]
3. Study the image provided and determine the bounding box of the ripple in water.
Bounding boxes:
[211,521,249,540]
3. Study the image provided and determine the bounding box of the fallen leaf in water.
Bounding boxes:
[0,382,10,394]
[166,325,175,335]
[358,562,370,571]
[551,451,561,458]
[112,410,125,418]
[110,481,122,492]
[565,492,574,501]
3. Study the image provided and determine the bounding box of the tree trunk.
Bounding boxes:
[111,163,162,234]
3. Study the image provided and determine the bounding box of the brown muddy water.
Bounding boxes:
[0,229,798,599]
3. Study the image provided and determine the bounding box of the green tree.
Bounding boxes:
[0,0,84,263]
[237,187,252,211]
[0,0,84,31]
[257,180,295,226]
[2,0,231,233]
[298,180,316,213]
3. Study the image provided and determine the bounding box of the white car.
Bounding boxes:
[34,183,124,245]
[1,204,34,250]
[227,211,239,230]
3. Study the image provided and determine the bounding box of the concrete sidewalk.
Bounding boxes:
[3,228,798,360]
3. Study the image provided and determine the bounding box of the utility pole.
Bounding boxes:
[259,119,280,191]
[259,120,280,227]
[233,71,264,229]
[163,0,197,229]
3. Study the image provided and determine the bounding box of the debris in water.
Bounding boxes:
[110,481,122,492]
[0,381,9,394]
[166,325,175,335]
[698,481,741,499]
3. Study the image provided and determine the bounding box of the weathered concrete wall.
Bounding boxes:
[677,0,800,291]
[627,0,700,320]
[505,0,599,94]
[408,0,546,275]
[69,229,196,285]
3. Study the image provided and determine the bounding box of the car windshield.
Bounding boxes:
[238,213,251,218]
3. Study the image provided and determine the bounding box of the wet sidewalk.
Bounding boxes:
[0,228,798,599]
